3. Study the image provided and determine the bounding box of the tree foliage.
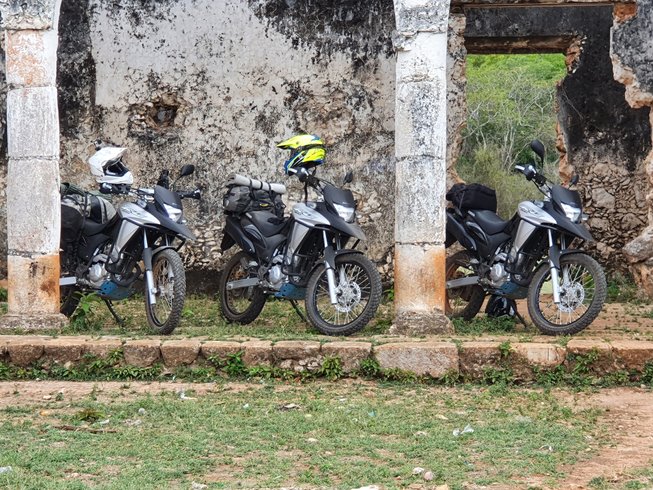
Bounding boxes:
[458,54,567,218]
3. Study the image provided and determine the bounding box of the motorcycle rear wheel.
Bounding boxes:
[145,249,186,335]
[305,253,382,336]
[60,285,81,317]
[445,251,485,320]
[219,251,266,324]
[527,252,606,335]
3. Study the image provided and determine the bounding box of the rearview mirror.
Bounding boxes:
[179,164,195,178]
[530,140,545,166]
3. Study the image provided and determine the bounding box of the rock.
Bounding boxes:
[123,340,161,367]
[374,342,459,378]
[160,340,201,367]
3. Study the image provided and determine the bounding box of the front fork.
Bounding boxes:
[547,230,568,304]
[143,233,157,305]
[323,231,340,305]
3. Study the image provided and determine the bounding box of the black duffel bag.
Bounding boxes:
[446,183,497,212]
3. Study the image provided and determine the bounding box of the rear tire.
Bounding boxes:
[445,251,485,320]
[527,253,606,335]
[60,285,81,318]
[145,249,186,335]
[219,251,266,324]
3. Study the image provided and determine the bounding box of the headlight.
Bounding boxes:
[333,203,356,223]
[560,203,581,223]
[163,204,183,222]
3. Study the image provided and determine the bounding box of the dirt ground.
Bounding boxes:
[483,301,653,342]
[0,381,652,489]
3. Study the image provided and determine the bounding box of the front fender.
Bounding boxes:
[308,248,365,278]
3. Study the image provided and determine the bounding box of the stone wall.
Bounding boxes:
[612,0,653,295]
[464,5,652,270]
[1,0,401,288]
[0,0,652,288]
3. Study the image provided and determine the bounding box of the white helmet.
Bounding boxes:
[88,146,134,185]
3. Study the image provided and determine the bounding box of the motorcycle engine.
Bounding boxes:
[86,254,110,288]
[488,252,509,287]
[267,255,287,290]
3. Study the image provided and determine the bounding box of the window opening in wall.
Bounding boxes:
[459,53,567,218]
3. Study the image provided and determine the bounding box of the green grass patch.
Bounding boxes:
[0,382,605,489]
[0,294,394,340]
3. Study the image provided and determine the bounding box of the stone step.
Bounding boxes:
[2,335,653,382]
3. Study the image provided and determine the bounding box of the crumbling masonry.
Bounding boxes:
[1,0,653,327]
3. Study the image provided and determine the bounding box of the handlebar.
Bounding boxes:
[514,163,548,187]
[178,189,202,200]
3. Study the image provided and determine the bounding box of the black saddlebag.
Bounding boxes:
[446,183,497,213]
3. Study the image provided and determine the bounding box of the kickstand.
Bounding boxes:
[289,300,307,323]
[103,299,125,326]
[514,308,529,328]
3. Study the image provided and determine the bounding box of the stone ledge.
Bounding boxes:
[0,336,650,381]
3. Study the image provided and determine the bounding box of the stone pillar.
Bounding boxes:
[0,0,66,328]
[390,0,453,335]
[612,0,653,296]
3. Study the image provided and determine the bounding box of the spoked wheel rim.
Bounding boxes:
[534,262,597,327]
[445,253,483,318]
[312,262,372,328]
[150,256,175,326]
[224,257,259,316]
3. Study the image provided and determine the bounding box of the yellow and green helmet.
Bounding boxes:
[277,134,326,174]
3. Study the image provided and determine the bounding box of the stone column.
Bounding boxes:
[390,0,453,335]
[0,0,66,328]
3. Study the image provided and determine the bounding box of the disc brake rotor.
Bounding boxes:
[334,281,362,313]
[558,281,585,313]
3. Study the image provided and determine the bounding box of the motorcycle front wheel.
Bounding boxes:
[305,253,382,336]
[145,249,186,335]
[219,251,266,324]
[527,253,607,335]
[445,251,485,320]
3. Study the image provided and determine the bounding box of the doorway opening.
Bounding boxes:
[459,53,567,218]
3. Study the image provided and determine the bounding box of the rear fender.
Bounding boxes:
[446,210,476,251]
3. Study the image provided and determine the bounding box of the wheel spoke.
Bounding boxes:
[313,262,371,328]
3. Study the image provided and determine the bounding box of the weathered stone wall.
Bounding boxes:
[0,0,400,287]
[612,0,653,294]
[464,5,652,270]
[0,0,652,288]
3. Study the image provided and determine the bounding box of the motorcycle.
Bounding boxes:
[59,142,201,334]
[218,134,382,336]
[445,139,607,335]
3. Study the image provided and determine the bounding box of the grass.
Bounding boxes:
[0,270,650,341]
[606,272,646,304]
[0,293,394,340]
[0,382,605,489]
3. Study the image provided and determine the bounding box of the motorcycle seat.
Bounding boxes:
[246,210,288,237]
[469,209,510,235]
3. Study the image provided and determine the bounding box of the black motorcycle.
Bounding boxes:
[445,140,607,335]
[218,168,382,336]
[59,143,201,334]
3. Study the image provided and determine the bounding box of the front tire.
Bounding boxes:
[445,251,485,320]
[305,253,382,336]
[527,253,606,335]
[145,249,186,335]
[219,251,266,324]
